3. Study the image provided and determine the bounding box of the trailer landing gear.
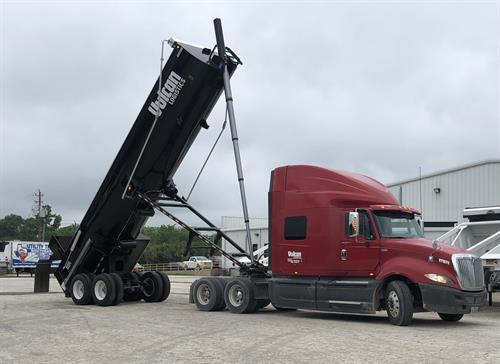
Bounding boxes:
[69,271,170,306]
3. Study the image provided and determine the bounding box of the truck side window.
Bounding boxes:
[284,216,307,240]
[360,212,376,240]
[344,211,376,240]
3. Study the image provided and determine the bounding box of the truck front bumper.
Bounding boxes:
[420,284,487,314]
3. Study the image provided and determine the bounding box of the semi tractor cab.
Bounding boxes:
[191,166,487,326]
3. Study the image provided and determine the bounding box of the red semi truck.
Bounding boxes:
[190,165,487,325]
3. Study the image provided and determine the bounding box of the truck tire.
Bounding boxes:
[110,273,124,305]
[70,273,93,305]
[141,271,163,302]
[224,277,258,314]
[92,273,117,306]
[156,272,171,302]
[385,281,414,326]
[438,313,464,322]
[193,278,224,311]
[214,278,228,310]
[189,279,198,304]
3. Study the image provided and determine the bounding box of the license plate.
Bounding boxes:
[471,306,480,313]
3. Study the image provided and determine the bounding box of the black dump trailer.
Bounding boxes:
[49,25,251,306]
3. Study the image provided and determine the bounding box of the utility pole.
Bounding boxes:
[33,190,45,241]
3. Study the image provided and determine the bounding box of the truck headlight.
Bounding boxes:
[424,273,453,285]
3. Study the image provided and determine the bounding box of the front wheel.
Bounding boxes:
[438,313,464,322]
[385,281,414,326]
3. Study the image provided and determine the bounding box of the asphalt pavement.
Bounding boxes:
[0,276,499,363]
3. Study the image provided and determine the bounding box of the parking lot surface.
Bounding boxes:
[1,276,499,363]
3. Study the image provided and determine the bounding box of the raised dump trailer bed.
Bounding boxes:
[50,20,251,306]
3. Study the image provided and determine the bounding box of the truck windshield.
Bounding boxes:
[373,211,424,239]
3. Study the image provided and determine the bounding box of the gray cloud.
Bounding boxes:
[1,1,498,227]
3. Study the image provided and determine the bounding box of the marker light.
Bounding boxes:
[424,273,452,285]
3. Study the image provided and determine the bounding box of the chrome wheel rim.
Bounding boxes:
[196,283,211,305]
[228,284,244,307]
[94,280,107,301]
[387,290,400,317]
[73,279,85,300]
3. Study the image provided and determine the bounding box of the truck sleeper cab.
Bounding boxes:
[191,165,487,326]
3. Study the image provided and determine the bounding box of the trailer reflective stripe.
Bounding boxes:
[61,238,92,291]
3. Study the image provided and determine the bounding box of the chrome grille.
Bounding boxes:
[452,254,484,291]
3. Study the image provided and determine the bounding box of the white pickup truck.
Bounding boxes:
[182,256,213,270]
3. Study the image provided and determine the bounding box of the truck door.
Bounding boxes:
[338,210,380,275]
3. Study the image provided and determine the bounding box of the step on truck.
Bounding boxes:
[51,19,487,325]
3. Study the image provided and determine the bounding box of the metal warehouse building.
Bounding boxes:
[220,216,268,269]
[387,159,500,239]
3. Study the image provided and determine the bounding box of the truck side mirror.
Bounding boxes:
[348,212,360,238]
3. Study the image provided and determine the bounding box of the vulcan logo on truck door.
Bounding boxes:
[148,71,186,117]
[287,251,302,264]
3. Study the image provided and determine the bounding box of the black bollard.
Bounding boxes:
[34,260,51,293]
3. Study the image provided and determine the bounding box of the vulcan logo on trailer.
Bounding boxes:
[148,71,186,117]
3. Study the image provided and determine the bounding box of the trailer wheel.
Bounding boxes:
[385,281,414,326]
[438,313,464,322]
[110,273,124,305]
[141,271,163,302]
[224,278,258,314]
[92,273,117,306]
[70,273,93,305]
[156,272,171,302]
[193,278,224,311]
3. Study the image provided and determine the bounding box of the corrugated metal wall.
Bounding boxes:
[388,161,500,223]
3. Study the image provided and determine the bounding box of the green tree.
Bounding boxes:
[0,204,62,241]
[139,224,219,264]
[40,205,62,240]
[0,214,25,240]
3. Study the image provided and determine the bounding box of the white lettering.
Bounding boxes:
[148,71,185,116]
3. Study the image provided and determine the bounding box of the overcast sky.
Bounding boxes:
[1,0,499,227]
